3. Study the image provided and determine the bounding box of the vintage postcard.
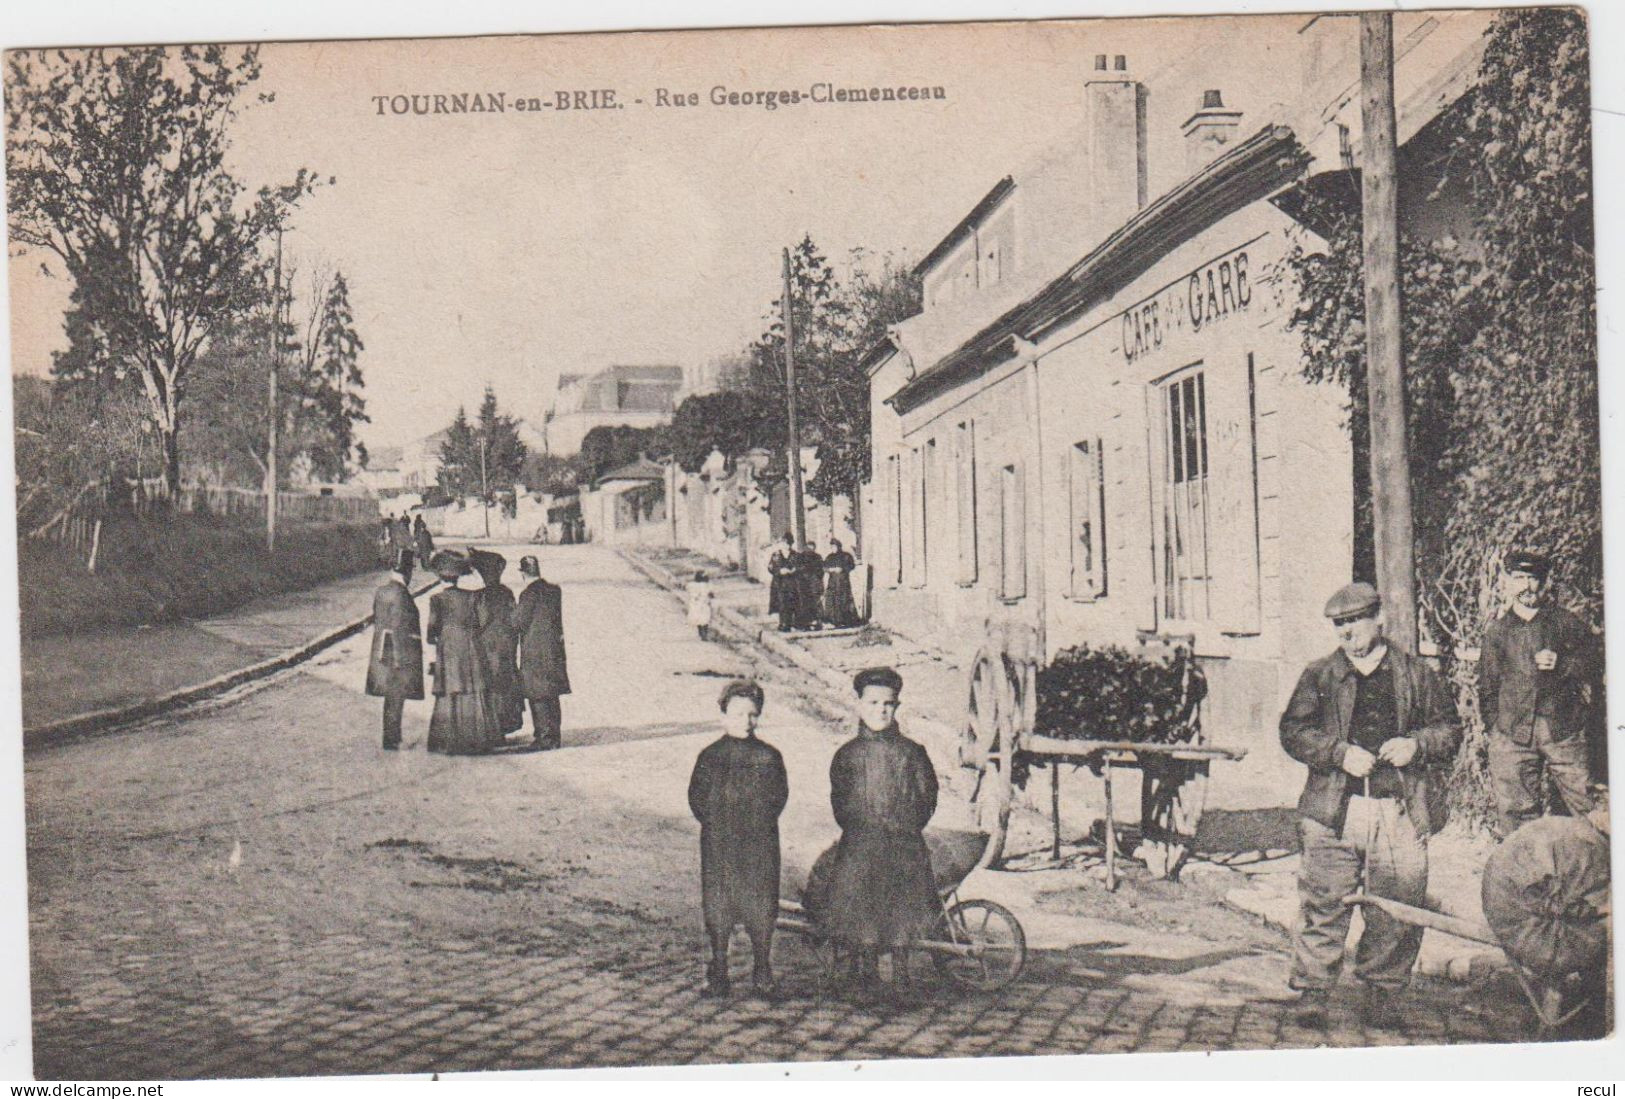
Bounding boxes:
[2,5,1610,1081]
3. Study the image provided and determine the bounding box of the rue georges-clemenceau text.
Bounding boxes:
[369,83,948,117]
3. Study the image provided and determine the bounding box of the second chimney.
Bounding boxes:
[1182,89,1243,174]
[1085,54,1148,232]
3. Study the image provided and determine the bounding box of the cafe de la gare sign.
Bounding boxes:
[1120,241,1257,365]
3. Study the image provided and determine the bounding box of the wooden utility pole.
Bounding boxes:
[1359,12,1416,651]
[479,430,491,538]
[781,247,807,547]
[267,225,283,554]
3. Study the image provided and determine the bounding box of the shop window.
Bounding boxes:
[999,462,1026,601]
[1068,438,1106,600]
[955,421,978,584]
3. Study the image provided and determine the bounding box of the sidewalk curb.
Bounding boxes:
[24,578,441,749]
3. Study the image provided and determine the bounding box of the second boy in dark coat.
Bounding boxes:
[687,679,789,998]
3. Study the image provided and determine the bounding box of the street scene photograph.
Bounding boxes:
[1,3,1612,1081]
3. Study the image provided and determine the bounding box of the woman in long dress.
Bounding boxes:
[767,534,795,632]
[426,550,500,755]
[470,549,525,744]
[821,539,860,628]
[413,515,435,572]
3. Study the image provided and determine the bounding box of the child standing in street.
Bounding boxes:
[687,679,789,999]
[686,570,716,642]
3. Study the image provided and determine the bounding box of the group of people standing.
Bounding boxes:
[767,533,861,633]
[686,666,939,1003]
[1281,550,1602,1030]
[379,512,435,573]
[364,545,571,755]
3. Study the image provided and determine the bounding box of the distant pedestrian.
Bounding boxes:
[792,541,825,630]
[821,539,860,628]
[413,515,435,571]
[1479,550,1598,837]
[365,549,424,750]
[687,679,788,999]
[378,515,395,566]
[768,534,796,632]
[425,550,500,755]
[470,549,524,744]
[687,571,716,642]
[515,555,571,751]
[392,514,413,559]
[824,666,939,1002]
[1281,583,1461,1030]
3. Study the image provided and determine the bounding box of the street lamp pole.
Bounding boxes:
[781,247,807,547]
[266,225,283,554]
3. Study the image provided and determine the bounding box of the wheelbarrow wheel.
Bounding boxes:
[932,899,1026,992]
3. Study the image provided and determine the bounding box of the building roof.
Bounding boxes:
[913,176,1016,278]
[594,457,667,488]
[888,123,1309,414]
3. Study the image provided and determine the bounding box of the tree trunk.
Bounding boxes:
[160,423,182,499]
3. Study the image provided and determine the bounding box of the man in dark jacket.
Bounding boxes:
[1479,550,1598,838]
[365,549,425,750]
[687,679,788,999]
[824,666,939,1002]
[1280,582,1461,1030]
[515,555,571,750]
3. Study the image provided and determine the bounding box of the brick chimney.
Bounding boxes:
[1182,89,1243,174]
[1085,54,1148,231]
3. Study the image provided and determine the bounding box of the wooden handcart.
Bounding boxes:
[959,622,1244,884]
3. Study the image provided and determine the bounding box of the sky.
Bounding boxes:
[6,13,1459,452]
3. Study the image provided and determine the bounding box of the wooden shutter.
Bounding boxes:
[1206,356,1262,634]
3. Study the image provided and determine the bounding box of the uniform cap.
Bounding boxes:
[1504,550,1550,579]
[1323,582,1381,621]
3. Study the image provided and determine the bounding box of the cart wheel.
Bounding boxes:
[967,650,1021,869]
[934,899,1027,992]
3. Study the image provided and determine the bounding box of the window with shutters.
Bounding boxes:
[1068,438,1106,600]
[955,421,978,583]
[1151,360,1262,634]
[1159,369,1212,623]
[999,462,1026,601]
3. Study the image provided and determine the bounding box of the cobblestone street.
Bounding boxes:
[24,546,1535,1078]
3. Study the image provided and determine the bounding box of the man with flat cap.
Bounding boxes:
[515,554,571,750]
[365,549,424,750]
[1479,550,1598,838]
[1280,582,1461,1029]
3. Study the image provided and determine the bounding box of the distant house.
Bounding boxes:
[360,418,547,496]
[542,365,685,455]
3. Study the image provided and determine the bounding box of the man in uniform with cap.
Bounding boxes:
[365,549,424,750]
[1478,550,1597,837]
[1280,582,1461,1029]
[515,554,571,750]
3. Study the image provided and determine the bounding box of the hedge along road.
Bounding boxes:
[21,544,1526,1078]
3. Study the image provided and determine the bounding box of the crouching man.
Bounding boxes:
[1281,582,1461,1029]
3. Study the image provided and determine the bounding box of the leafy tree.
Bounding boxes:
[667,389,783,474]
[578,423,669,486]
[1283,8,1598,825]
[519,451,582,496]
[436,406,479,498]
[5,45,322,494]
[435,388,527,501]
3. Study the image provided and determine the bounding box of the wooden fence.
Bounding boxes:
[22,478,378,572]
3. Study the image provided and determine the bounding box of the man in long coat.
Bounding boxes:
[767,534,796,632]
[412,515,436,573]
[824,666,939,1000]
[821,539,860,628]
[365,549,425,750]
[687,679,788,998]
[1479,550,1598,837]
[515,555,571,750]
[792,541,825,630]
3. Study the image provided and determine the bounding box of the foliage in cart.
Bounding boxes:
[1033,644,1207,747]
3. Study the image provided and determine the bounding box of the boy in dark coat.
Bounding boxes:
[824,666,939,1000]
[687,679,789,998]
[365,549,424,750]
